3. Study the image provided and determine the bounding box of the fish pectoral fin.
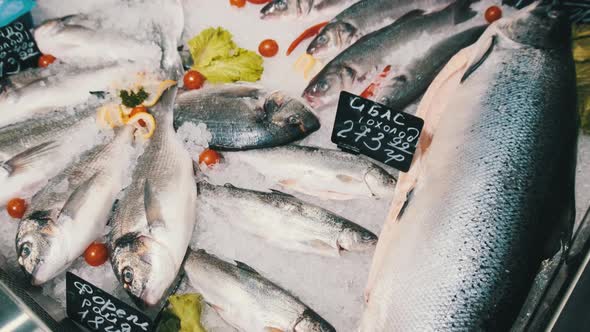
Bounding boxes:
[307,239,338,254]
[461,35,497,83]
[143,179,166,230]
[269,189,295,197]
[234,260,260,275]
[278,179,298,188]
[59,173,100,222]
[336,174,360,183]
[2,141,58,176]
[394,9,426,25]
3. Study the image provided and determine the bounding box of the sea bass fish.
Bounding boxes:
[16,126,136,285]
[0,108,101,206]
[34,15,162,64]
[109,87,197,306]
[303,0,486,109]
[0,62,142,127]
[173,85,320,150]
[260,0,357,19]
[183,249,336,331]
[307,0,454,58]
[222,145,395,200]
[360,4,578,331]
[198,182,377,256]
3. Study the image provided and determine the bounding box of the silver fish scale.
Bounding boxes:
[362,41,577,330]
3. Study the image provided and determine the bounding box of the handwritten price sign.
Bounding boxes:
[331,91,423,172]
[0,14,40,79]
[66,272,152,332]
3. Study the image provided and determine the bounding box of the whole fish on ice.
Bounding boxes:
[0,62,142,127]
[16,126,136,285]
[109,87,197,306]
[173,85,320,150]
[183,249,336,332]
[307,0,454,58]
[198,182,377,256]
[222,145,395,200]
[0,107,101,206]
[360,3,578,331]
[34,15,162,64]
[303,0,486,109]
[260,0,358,19]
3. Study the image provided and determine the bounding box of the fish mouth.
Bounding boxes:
[303,93,321,109]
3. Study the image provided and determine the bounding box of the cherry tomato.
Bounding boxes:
[84,243,109,267]
[6,198,26,219]
[230,0,246,7]
[183,70,206,90]
[259,39,279,57]
[38,54,56,68]
[130,105,148,127]
[199,149,221,167]
[485,6,502,24]
[247,0,271,3]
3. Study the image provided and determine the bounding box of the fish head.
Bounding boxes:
[495,2,569,49]
[307,22,357,58]
[260,0,299,19]
[338,227,378,252]
[16,211,66,285]
[303,65,355,109]
[294,309,335,332]
[364,166,395,198]
[111,233,176,307]
[266,92,321,134]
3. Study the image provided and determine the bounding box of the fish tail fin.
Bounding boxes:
[1,141,57,176]
[452,0,479,24]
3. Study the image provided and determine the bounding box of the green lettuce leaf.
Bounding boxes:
[198,48,264,83]
[167,294,207,332]
[188,27,236,68]
[187,27,263,83]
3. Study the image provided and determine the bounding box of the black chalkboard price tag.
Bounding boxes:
[0,13,40,79]
[331,91,423,172]
[66,272,153,332]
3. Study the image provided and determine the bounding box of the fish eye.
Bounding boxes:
[277,0,287,10]
[318,80,329,92]
[122,266,134,285]
[288,115,300,124]
[19,242,32,259]
[317,35,328,44]
[547,10,559,19]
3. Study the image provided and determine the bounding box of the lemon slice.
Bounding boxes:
[142,80,177,107]
[126,112,156,140]
[294,53,318,80]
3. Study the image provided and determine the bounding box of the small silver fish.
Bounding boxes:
[183,249,336,332]
[222,145,396,200]
[198,182,377,256]
[16,126,136,285]
[173,85,320,150]
[109,87,197,307]
[260,0,357,19]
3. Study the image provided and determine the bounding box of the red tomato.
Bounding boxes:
[38,54,56,68]
[183,70,206,90]
[230,0,246,7]
[247,0,271,3]
[6,198,26,219]
[84,243,109,267]
[130,105,148,127]
[259,39,279,57]
[199,149,221,167]
[485,6,502,24]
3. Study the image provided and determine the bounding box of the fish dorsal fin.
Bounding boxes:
[223,183,236,189]
[58,173,100,222]
[461,35,496,83]
[269,189,294,197]
[235,260,259,275]
[144,179,165,230]
[1,141,57,176]
[394,9,425,26]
